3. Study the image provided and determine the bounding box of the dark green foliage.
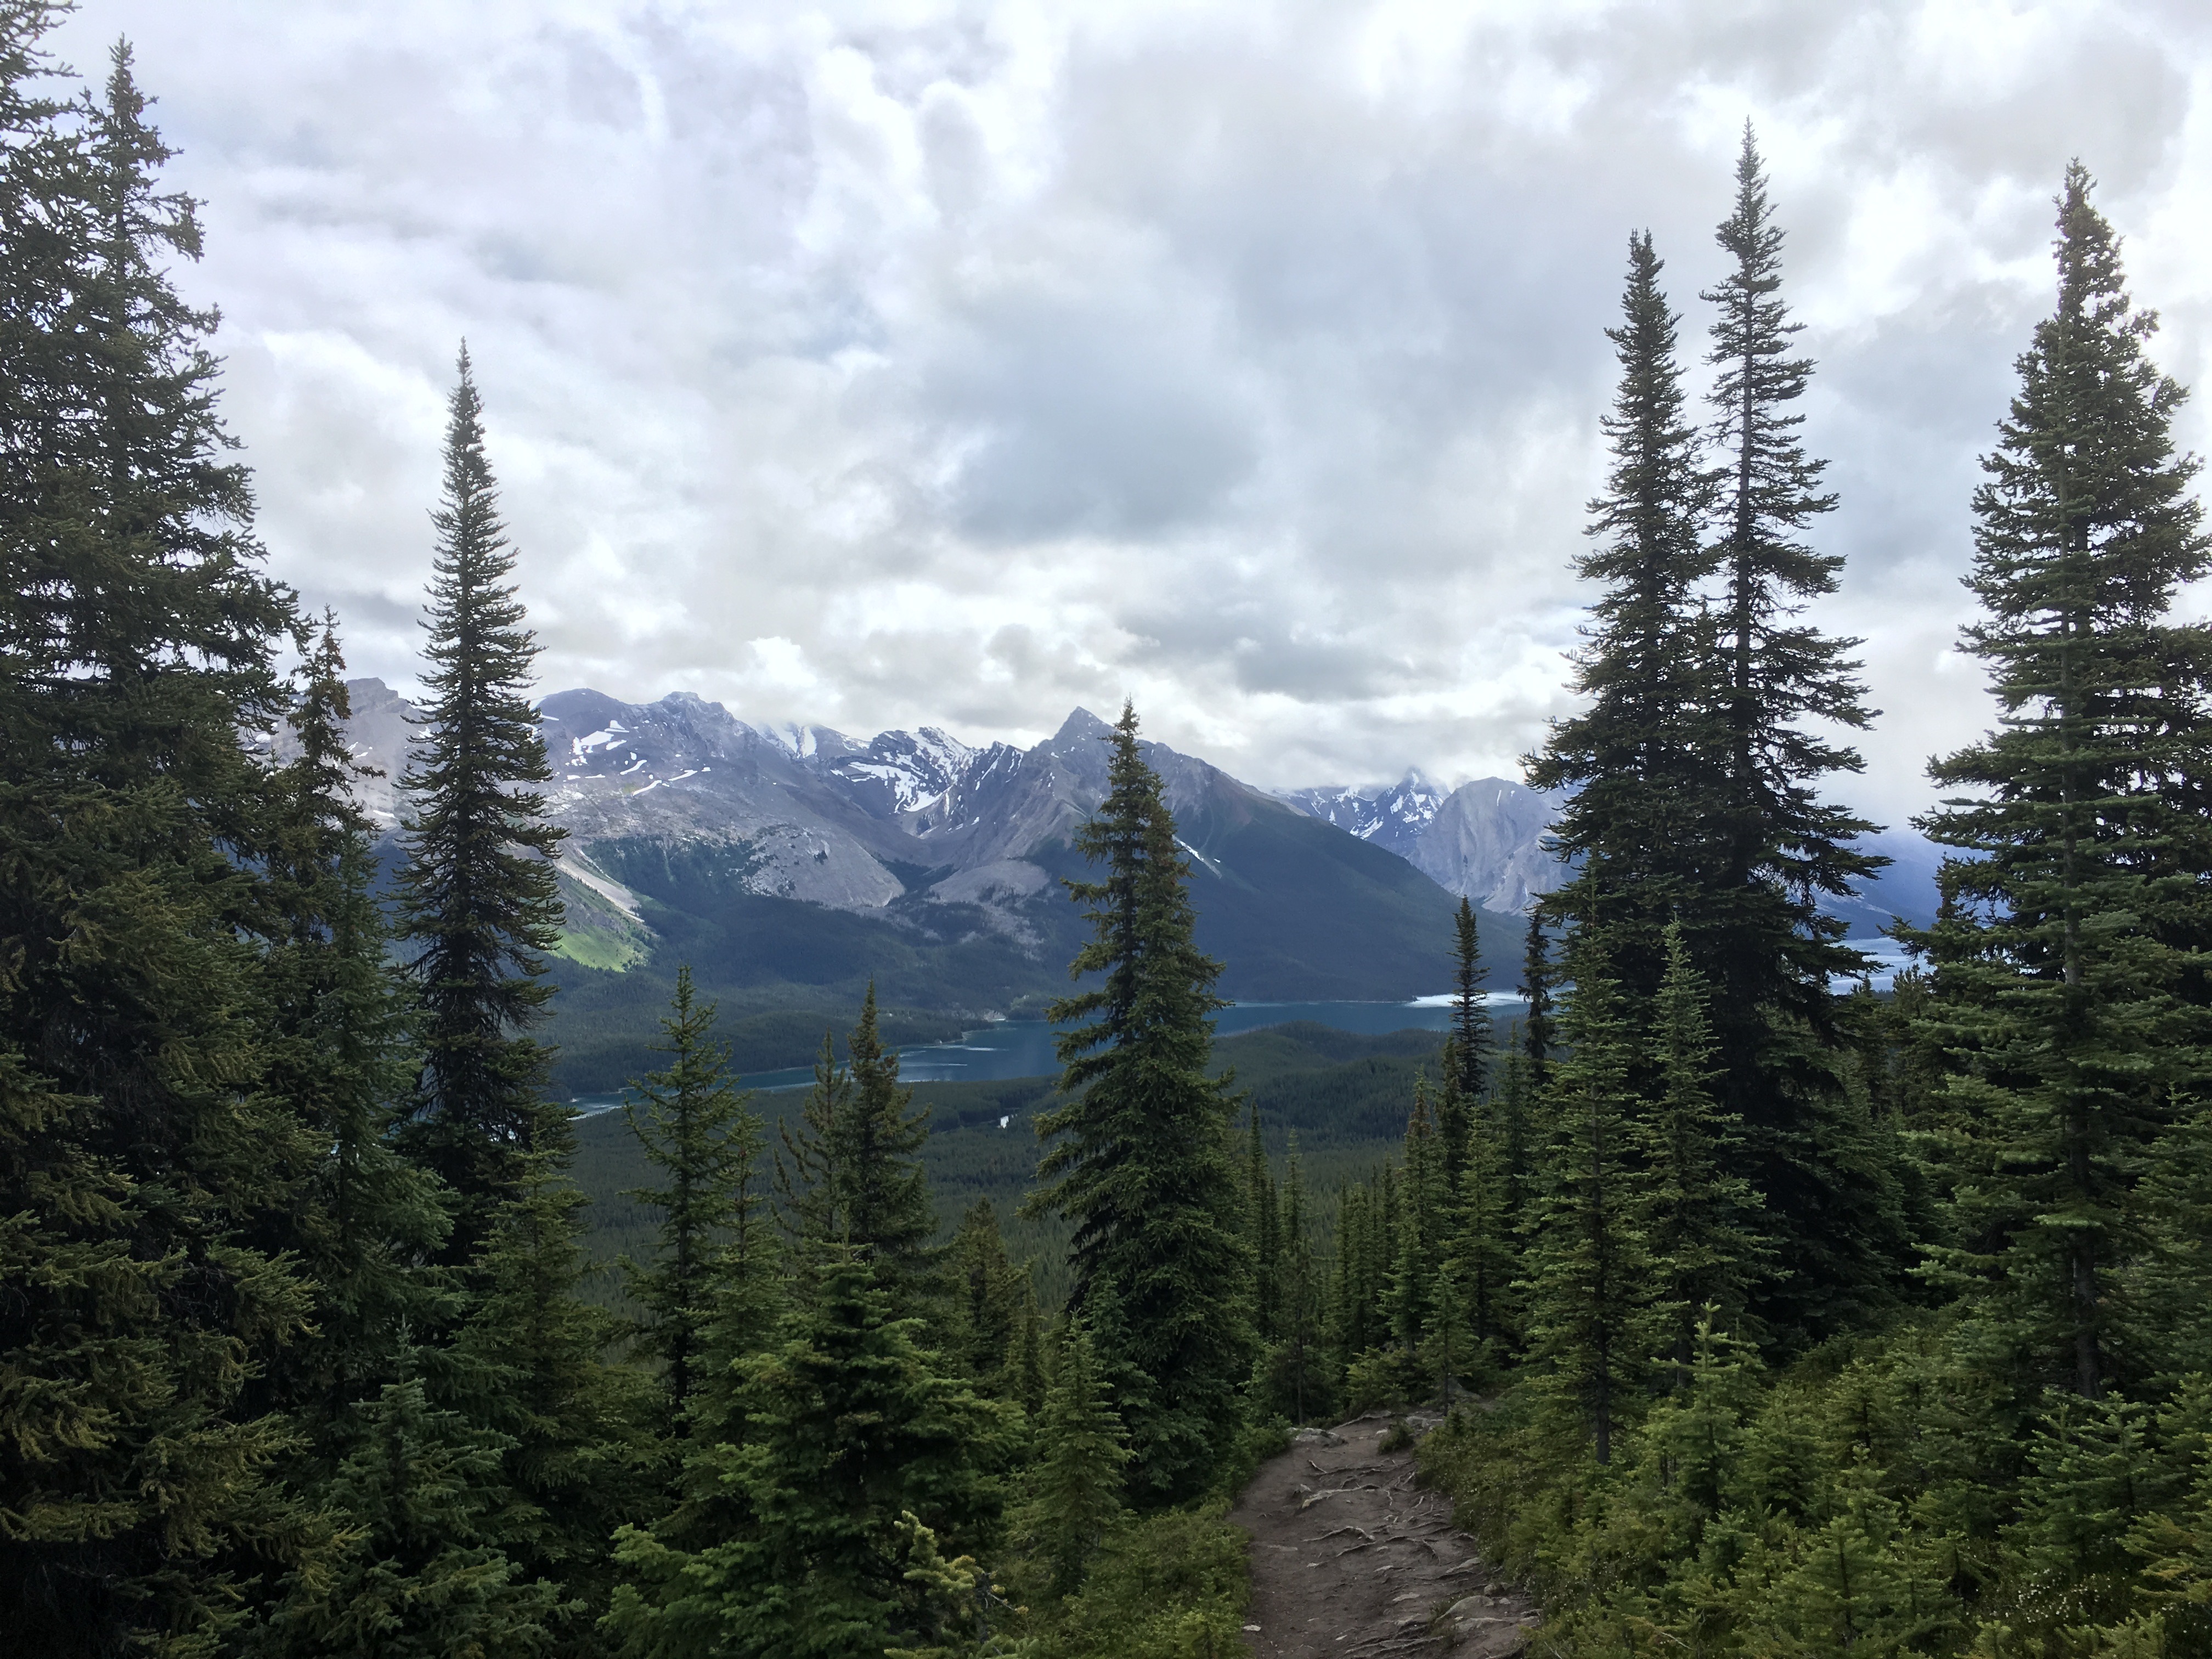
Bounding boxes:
[949,1198,1022,1395]
[1014,1321,1128,1598]
[621,966,766,1427]
[1521,945,1651,1464]
[261,624,453,1453]
[396,350,565,1250]
[458,1122,654,1647]
[1030,703,1252,1505]
[1916,164,2211,1401]
[776,986,938,1316]
[0,32,321,1652]
[1520,916,1557,1094]
[1527,228,1719,1009]
[268,1367,561,1659]
[1639,922,1766,1374]
[603,1252,1003,1659]
[1245,1103,1281,1343]
[1438,898,1491,1189]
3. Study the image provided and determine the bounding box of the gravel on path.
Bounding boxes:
[1228,1411,1538,1659]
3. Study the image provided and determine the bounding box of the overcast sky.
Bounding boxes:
[47,1,2212,820]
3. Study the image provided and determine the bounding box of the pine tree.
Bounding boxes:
[1640,922,1766,1376]
[622,967,765,1428]
[1697,127,1899,1338]
[1029,702,1252,1505]
[603,1252,1004,1659]
[395,348,564,1257]
[1527,228,1720,1009]
[1007,1276,1048,1419]
[1522,941,1652,1464]
[0,35,322,1652]
[1916,165,2211,1400]
[1453,1081,1519,1358]
[1015,1320,1129,1598]
[1390,1081,1442,1355]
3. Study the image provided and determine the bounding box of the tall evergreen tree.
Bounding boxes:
[396,348,564,1256]
[1696,128,1898,1337]
[947,1198,1021,1395]
[1390,1081,1443,1355]
[1277,1137,1325,1424]
[1528,228,1719,1007]
[1915,164,2211,1399]
[0,35,323,1652]
[622,967,765,1430]
[1437,898,1491,1193]
[1522,942,1651,1464]
[1029,702,1252,1505]
[1519,917,1557,1096]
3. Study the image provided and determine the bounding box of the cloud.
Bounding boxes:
[48,0,2212,823]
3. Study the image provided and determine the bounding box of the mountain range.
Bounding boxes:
[330,681,1939,1085]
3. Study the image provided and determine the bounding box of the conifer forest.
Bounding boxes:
[8,5,2212,1657]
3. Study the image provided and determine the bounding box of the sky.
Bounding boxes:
[44,0,2212,821]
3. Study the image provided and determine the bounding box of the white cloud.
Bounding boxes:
[48,0,2212,824]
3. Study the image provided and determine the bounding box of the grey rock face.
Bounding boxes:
[1283,771,1565,914]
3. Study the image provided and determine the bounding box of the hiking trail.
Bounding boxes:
[1229,1410,1538,1658]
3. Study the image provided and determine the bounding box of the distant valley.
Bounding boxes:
[332,681,1941,1088]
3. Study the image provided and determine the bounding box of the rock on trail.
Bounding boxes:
[1229,1411,1538,1658]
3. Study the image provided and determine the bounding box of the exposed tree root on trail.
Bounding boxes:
[1229,1412,1538,1659]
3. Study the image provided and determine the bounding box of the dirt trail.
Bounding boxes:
[1229,1411,1538,1659]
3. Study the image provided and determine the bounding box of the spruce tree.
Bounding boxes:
[268,1364,561,1659]
[1029,702,1252,1505]
[1007,1276,1048,1419]
[1527,228,1720,1007]
[1015,1320,1129,1598]
[603,1252,1004,1659]
[1519,919,1558,1097]
[1245,1102,1281,1344]
[1390,1081,1442,1355]
[948,1198,1021,1393]
[1916,165,2211,1398]
[396,348,564,1256]
[1522,941,1651,1464]
[777,988,936,1316]
[1639,922,1765,1376]
[1277,1137,1325,1424]
[622,967,765,1427]
[0,36,321,1652]
[261,622,452,1452]
[1697,128,1898,1337]
[1438,898,1491,1189]
[458,1125,653,1649]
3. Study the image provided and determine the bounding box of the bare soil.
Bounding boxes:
[1229,1411,1539,1659]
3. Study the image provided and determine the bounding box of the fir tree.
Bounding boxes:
[1916,164,2211,1398]
[1520,917,1558,1096]
[1015,1320,1129,1598]
[396,348,564,1257]
[0,35,321,1651]
[1007,1275,1048,1420]
[1029,703,1252,1505]
[1522,942,1652,1464]
[1390,1081,1443,1355]
[622,967,765,1428]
